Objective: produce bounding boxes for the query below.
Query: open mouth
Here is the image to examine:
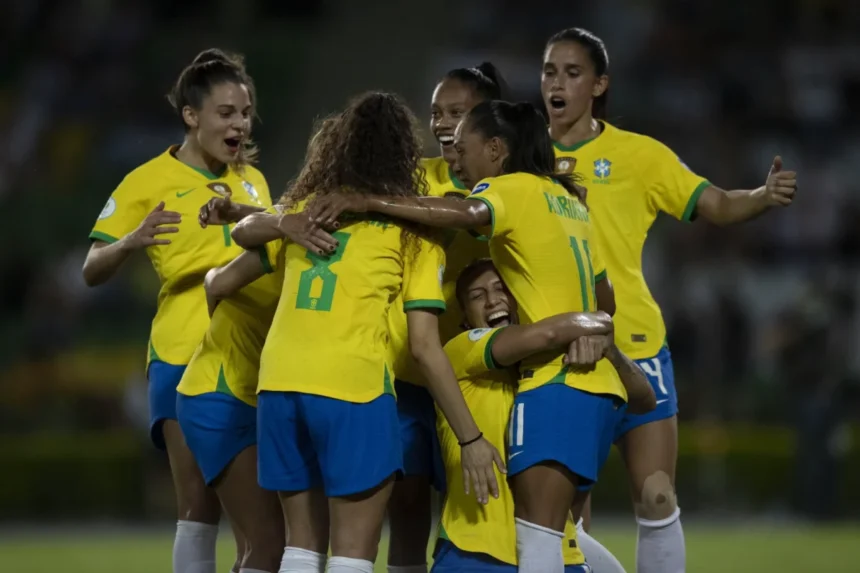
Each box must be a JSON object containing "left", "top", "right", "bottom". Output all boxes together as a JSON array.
[
  {"left": 486, "top": 310, "right": 511, "bottom": 328},
  {"left": 224, "top": 137, "right": 241, "bottom": 153},
  {"left": 437, "top": 133, "right": 455, "bottom": 147},
  {"left": 549, "top": 95, "right": 567, "bottom": 111}
]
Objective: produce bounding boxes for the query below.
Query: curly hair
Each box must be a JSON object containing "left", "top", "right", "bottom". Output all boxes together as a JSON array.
[{"left": 282, "top": 91, "right": 432, "bottom": 260}]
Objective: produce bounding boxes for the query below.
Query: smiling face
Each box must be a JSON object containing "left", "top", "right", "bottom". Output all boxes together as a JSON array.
[
  {"left": 182, "top": 81, "right": 252, "bottom": 165},
  {"left": 541, "top": 40, "right": 608, "bottom": 127},
  {"left": 430, "top": 77, "right": 485, "bottom": 165},
  {"left": 461, "top": 265, "right": 518, "bottom": 329}
]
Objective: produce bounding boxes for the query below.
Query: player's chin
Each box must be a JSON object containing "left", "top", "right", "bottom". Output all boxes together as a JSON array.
[{"left": 440, "top": 145, "right": 458, "bottom": 165}]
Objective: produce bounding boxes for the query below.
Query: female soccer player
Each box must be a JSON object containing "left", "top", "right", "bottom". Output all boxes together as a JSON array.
[
  {"left": 432, "top": 257, "right": 650, "bottom": 573},
  {"left": 230, "top": 92, "right": 504, "bottom": 573},
  {"left": 307, "top": 99, "right": 634, "bottom": 573},
  {"left": 82, "top": 49, "right": 275, "bottom": 573},
  {"left": 542, "top": 27, "right": 798, "bottom": 573},
  {"left": 386, "top": 62, "right": 508, "bottom": 573}
]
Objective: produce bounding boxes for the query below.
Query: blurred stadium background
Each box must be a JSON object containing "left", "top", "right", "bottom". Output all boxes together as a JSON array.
[{"left": 1, "top": 0, "right": 859, "bottom": 571}]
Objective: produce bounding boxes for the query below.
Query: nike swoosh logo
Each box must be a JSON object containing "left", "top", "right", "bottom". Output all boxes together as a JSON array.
[
  {"left": 176, "top": 188, "right": 195, "bottom": 198},
  {"left": 509, "top": 451, "right": 523, "bottom": 460},
  {"left": 655, "top": 399, "right": 668, "bottom": 405}
]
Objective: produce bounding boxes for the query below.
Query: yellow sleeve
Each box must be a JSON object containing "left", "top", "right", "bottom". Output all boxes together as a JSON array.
[
  {"left": 588, "top": 228, "right": 607, "bottom": 283},
  {"left": 466, "top": 176, "right": 524, "bottom": 238},
  {"left": 443, "top": 328, "right": 506, "bottom": 380},
  {"left": 643, "top": 139, "right": 711, "bottom": 222},
  {"left": 258, "top": 237, "right": 285, "bottom": 274},
  {"left": 402, "top": 236, "right": 447, "bottom": 313},
  {"left": 89, "top": 174, "right": 152, "bottom": 243}
]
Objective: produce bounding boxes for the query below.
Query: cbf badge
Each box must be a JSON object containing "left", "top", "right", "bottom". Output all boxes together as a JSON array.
[
  {"left": 555, "top": 157, "right": 576, "bottom": 174},
  {"left": 207, "top": 182, "right": 232, "bottom": 197},
  {"left": 242, "top": 181, "right": 259, "bottom": 202}
]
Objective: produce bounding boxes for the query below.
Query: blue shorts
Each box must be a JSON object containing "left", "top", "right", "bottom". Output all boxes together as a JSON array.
[
  {"left": 395, "top": 380, "right": 446, "bottom": 492},
  {"left": 257, "top": 391, "right": 403, "bottom": 497},
  {"left": 147, "top": 360, "right": 187, "bottom": 450},
  {"left": 508, "top": 384, "right": 626, "bottom": 490},
  {"left": 614, "top": 346, "right": 678, "bottom": 441},
  {"left": 431, "top": 540, "right": 590, "bottom": 572},
  {"left": 176, "top": 392, "right": 257, "bottom": 485}
]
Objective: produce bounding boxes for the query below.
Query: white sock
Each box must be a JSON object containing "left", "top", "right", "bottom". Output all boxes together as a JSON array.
[
  {"left": 636, "top": 507, "right": 685, "bottom": 573},
  {"left": 240, "top": 569, "right": 272, "bottom": 573},
  {"left": 279, "top": 547, "right": 327, "bottom": 573},
  {"left": 173, "top": 520, "right": 218, "bottom": 573},
  {"left": 387, "top": 566, "right": 428, "bottom": 573},
  {"left": 325, "top": 556, "right": 374, "bottom": 572},
  {"left": 575, "top": 518, "right": 626, "bottom": 573},
  {"left": 515, "top": 517, "right": 565, "bottom": 573}
]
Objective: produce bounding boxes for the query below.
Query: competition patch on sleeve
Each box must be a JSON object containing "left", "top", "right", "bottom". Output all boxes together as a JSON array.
[
  {"left": 470, "top": 182, "right": 490, "bottom": 195},
  {"left": 242, "top": 180, "right": 259, "bottom": 201},
  {"left": 98, "top": 197, "right": 117, "bottom": 220},
  {"left": 468, "top": 328, "right": 492, "bottom": 341},
  {"left": 676, "top": 155, "right": 691, "bottom": 171},
  {"left": 438, "top": 264, "right": 445, "bottom": 287}
]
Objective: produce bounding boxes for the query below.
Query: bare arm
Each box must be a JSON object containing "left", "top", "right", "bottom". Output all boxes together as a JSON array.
[
  {"left": 407, "top": 309, "right": 506, "bottom": 504},
  {"left": 604, "top": 345, "right": 656, "bottom": 415},
  {"left": 694, "top": 157, "right": 796, "bottom": 226},
  {"left": 204, "top": 249, "right": 267, "bottom": 315},
  {"left": 491, "top": 312, "right": 613, "bottom": 367},
  {"left": 198, "top": 196, "right": 266, "bottom": 227},
  {"left": 82, "top": 201, "right": 180, "bottom": 287},
  {"left": 308, "top": 194, "right": 491, "bottom": 231},
  {"left": 231, "top": 211, "right": 340, "bottom": 255},
  {"left": 595, "top": 276, "right": 615, "bottom": 316}
]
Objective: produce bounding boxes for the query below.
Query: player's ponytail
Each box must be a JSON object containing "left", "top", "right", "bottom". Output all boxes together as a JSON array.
[
  {"left": 546, "top": 28, "right": 609, "bottom": 120},
  {"left": 167, "top": 48, "right": 259, "bottom": 164},
  {"left": 444, "top": 61, "right": 510, "bottom": 102},
  {"left": 466, "top": 100, "right": 585, "bottom": 204}
]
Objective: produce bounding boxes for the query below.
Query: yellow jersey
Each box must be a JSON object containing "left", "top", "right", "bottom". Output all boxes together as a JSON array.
[
  {"left": 554, "top": 122, "right": 710, "bottom": 358},
  {"left": 468, "top": 172, "right": 626, "bottom": 400},
  {"left": 437, "top": 328, "right": 585, "bottom": 566},
  {"left": 89, "top": 147, "right": 271, "bottom": 366},
  {"left": 258, "top": 211, "right": 446, "bottom": 403},
  {"left": 177, "top": 221, "right": 285, "bottom": 406},
  {"left": 388, "top": 156, "right": 489, "bottom": 386}
]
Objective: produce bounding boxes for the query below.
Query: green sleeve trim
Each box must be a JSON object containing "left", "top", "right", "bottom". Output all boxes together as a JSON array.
[
  {"left": 258, "top": 246, "right": 274, "bottom": 274},
  {"left": 681, "top": 180, "right": 711, "bottom": 222},
  {"left": 484, "top": 328, "right": 506, "bottom": 370},
  {"left": 404, "top": 299, "right": 447, "bottom": 313},
  {"left": 468, "top": 196, "right": 495, "bottom": 239},
  {"left": 89, "top": 231, "right": 119, "bottom": 244},
  {"left": 448, "top": 165, "right": 467, "bottom": 190},
  {"left": 595, "top": 269, "right": 607, "bottom": 283}
]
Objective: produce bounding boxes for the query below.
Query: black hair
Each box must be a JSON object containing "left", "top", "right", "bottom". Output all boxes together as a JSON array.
[
  {"left": 444, "top": 61, "right": 510, "bottom": 102},
  {"left": 466, "top": 100, "right": 585, "bottom": 203},
  {"left": 168, "top": 48, "right": 258, "bottom": 163},
  {"left": 455, "top": 258, "right": 497, "bottom": 310},
  {"left": 545, "top": 28, "right": 609, "bottom": 120}
]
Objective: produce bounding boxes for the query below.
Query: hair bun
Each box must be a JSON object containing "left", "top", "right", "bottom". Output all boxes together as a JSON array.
[{"left": 192, "top": 48, "right": 229, "bottom": 65}]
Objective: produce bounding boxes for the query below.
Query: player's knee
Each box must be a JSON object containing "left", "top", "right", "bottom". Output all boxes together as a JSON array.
[{"left": 635, "top": 470, "right": 677, "bottom": 521}]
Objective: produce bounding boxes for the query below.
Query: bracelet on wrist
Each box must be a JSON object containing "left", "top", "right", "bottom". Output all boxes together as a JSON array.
[{"left": 459, "top": 432, "right": 483, "bottom": 447}]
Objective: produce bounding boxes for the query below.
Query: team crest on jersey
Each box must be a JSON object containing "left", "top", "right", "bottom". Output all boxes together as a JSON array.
[
  {"left": 468, "top": 328, "right": 492, "bottom": 341},
  {"left": 242, "top": 181, "right": 259, "bottom": 202},
  {"left": 98, "top": 197, "right": 117, "bottom": 220},
  {"left": 555, "top": 157, "right": 576, "bottom": 174},
  {"left": 207, "top": 182, "right": 232, "bottom": 197},
  {"left": 593, "top": 158, "right": 612, "bottom": 179},
  {"left": 471, "top": 182, "right": 490, "bottom": 195}
]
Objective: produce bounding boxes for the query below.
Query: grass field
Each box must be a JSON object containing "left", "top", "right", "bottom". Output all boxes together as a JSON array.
[{"left": 1, "top": 522, "right": 858, "bottom": 572}]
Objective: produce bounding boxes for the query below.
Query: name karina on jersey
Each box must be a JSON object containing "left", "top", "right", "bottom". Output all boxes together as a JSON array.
[{"left": 544, "top": 192, "right": 589, "bottom": 223}]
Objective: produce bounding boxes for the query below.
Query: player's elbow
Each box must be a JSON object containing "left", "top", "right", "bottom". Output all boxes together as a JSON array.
[
  {"left": 81, "top": 257, "right": 106, "bottom": 287},
  {"left": 230, "top": 224, "right": 254, "bottom": 249},
  {"left": 464, "top": 202, "right": 490, "bottom": 229}
]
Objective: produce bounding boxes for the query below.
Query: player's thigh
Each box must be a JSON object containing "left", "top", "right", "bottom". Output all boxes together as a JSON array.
[
  {"left": 278, "top": 488, "right": 329, "bottom": 554},
  {"left": 329, "top": 476, "right": 396, "bottom": 561},
  {"left": 162, "top": 419, "right": 220, "bottom": 523},
  {"left": 387, "top": 475, "right": 433, "bottom": 565},
  {"left": 511, "top": 462, "right": 578, "bottom": 532},
  {"left": 216, "top": 446, "right": 284, "bottom": 569}
]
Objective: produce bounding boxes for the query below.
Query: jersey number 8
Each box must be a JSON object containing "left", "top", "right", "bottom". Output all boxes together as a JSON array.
[{"left": 295, "top": 231, "right": 351, "bottom": 312}]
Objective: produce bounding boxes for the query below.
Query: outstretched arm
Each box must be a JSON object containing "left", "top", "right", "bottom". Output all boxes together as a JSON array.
[
  {"left": 231, "top": 211, "right": 339, "bottom": 254},
  {"left": 307, "top": 194, "right": 492, "bottom": 231},
  {"left": 694, "top": 156, "right": 796, "bottom": 226}
]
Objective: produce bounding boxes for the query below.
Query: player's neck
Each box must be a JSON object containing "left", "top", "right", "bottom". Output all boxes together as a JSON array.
[
  {"left": 175, "top": 140, "right": 226, "bottom": 178},
  {"left": 550, "top": 115, "right": 600, "bottom": 149}
]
